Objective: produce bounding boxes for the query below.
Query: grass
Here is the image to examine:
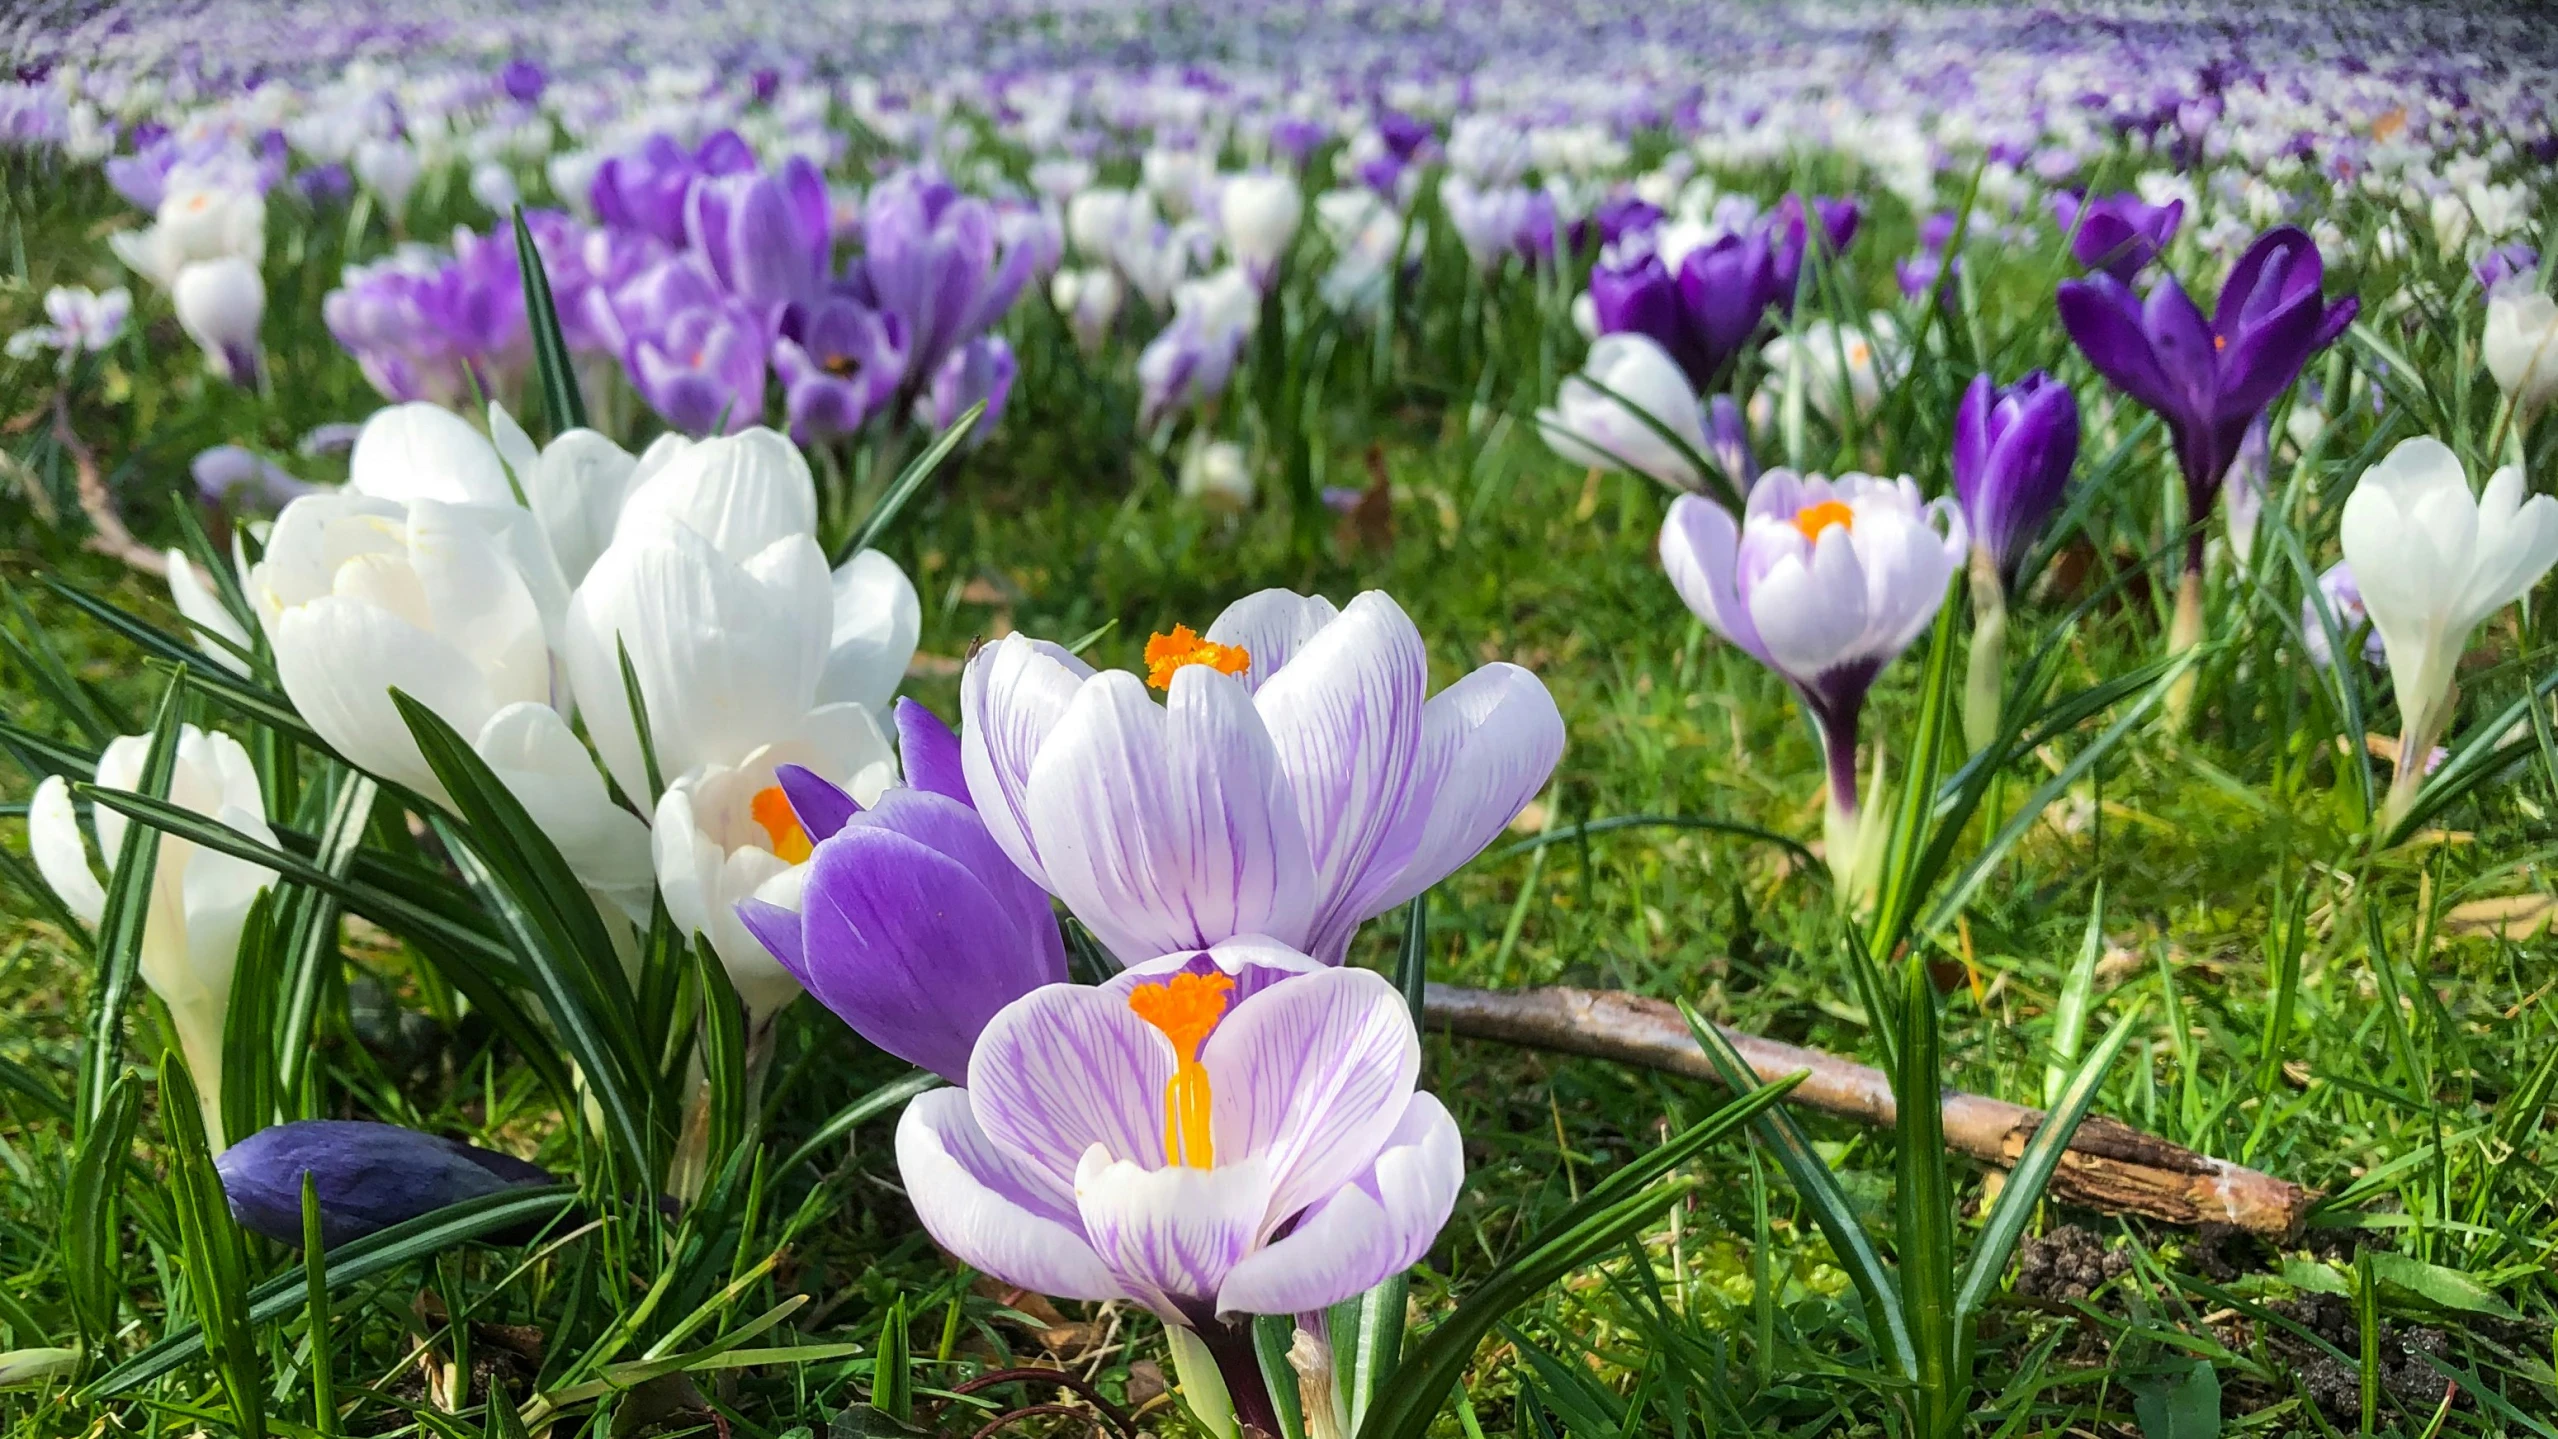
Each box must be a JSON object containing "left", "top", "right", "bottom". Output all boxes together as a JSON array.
[{"left": 4, "top": 138, "right": 2558, "bottom": 1438}]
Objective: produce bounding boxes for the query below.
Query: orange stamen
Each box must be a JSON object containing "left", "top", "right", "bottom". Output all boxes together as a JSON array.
[
  {"left": 1128, "top": 971, "right": 1235, "bottom": 1168},
  {"left": 749, "top": 784, "right": 813, "bottom": 864},
  {"left": 1143, "top": 624, "right": 1252, "bottom": 690},
  {"left": 1793, "top": 499, "right": 1855, "bottom": 544}
]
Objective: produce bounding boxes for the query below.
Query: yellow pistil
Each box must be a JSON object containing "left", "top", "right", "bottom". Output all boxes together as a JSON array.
[
  {"left": 749, "top": 784, "right": 814, "bottom": 864},
  {"left": 1143, "top": 624, "right": 1252, "bottom": 690},
  {"left": 1127, "top": 971, "right": 1236, "bottom": 1169},
  {"left": 1793, "top": 499, "right": 1855, "bottom": 544}
]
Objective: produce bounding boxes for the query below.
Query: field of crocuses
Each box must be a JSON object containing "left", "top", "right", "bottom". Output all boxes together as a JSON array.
[{"left": 4, "top": 0, "right": 2558, "bottom": 1434}]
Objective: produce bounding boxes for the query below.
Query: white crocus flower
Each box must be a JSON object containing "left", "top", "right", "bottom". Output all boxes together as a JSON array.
[
  {"left": 108, "top": 184, "right": 265, "bottom": 290},
  {"left": 2340, "top": 437, "right": 2558, "bottom": 824},
  {"left": 1761, "top": 315, "right": 1903, "bottom": 428},
  {"left": 1049, "top": 266, "right": 1124, "bottom": 354},
  {"left": 1537, "top": 333, "right": 1707, "bottom": 493},
  {"left": 165, "top": 549, "right": 253, "bottom": 676},
  {"left": 347, "top": 402, "right": 643, "bottom": 590},
  {"left": 562, "top": 428, "right": 918, "bottom": 1010},
  {"left": 353, "top": 137, "right": 423, "bottom": 218},
  {"left": 246, "top": 490, "right": 653, "bottom": 915},
  {"left": 27, "top": 726, "right": 276, "bottom": 1150},
  {"left": 1216, "top": 172, "right": 1303, "bottom": 286},
  {"left": 2484, "top": 287, "right": 2558, "bottom": 422},
  {"left": 171, "top": 256, "right": 265, "bottom": 387}
]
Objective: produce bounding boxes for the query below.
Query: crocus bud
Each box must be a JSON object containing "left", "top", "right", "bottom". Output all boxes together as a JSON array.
[
  {"left": 216, "top": 1120, "right": 553, "bottom": 1249},
  {"left": 736, "top": 720, "right": 1068, "bottom": 1085},
  {"left": 1536, "top": 332, "right": 1708, "bottom": 492},
  {"left": 2342, "top": 437, "right": 2558, "bottom": 824},
  {"left": 1218, "top": 172, "right": 1303, "bottom": 288},
  {"left": 1705, "top": 394, "right": 1758, "bottom": 490},
  {"left": 1179, "top": 439, "right": 1255, "bottom": 514},
  {"left": 2484, "top": 284, "right": 2558, "bottom": 421},
  {"left": 1951, "top": 370, "right": 2079, "bottom": 591},
  {"left": 2052, "top": 191, "right": 2182, "bottom": 283},
  {"left": 172, "top": 256, "right": 265, "bottom": 387},
  {"left": 1049, "top": 266, "right": 1123, "bottom": 354}
]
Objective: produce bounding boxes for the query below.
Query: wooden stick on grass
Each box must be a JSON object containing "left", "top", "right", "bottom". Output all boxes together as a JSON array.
[{"left": 1424, "top": 982, "right": 2315, "bottom": 1238}]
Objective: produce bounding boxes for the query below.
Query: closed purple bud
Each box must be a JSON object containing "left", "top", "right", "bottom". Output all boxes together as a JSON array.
[
  {"left": 1952, "top": 371, "right": 2079, "bottom": 588},
  {"left": 916, "top": 335, "right": 1015, "bottom": 444},
  {"left": 498, "top": 59, "right": 547, "bottom": 105},
  {"left": 215, "top": 1121, "right": 553, "bottom": 1250},
  {"left": 1705, "top": 394, "right": 1757, "bottom": 489},
  {"left": 1268, "top": 116, "right": 1325, "bottom": 168},
  {"left": 686, "top": 157, "right": 830, "bottom": 310},
  {"left": 2053, "top": 191, "right": 2182, "bottom": 284}
]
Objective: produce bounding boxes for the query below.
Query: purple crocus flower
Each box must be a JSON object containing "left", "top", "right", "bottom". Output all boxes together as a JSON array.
[
  {"left": 192, "top": 444, "right": 314, "bottom": 510},
  {"left": 848, "top": 168, "right": 1035, "bottom": 404},
  {"left": 1952, "top": 371, "right": 2080, "bottom": 589},
  {"left": 497, "top": 59, "right": 547, "bottom": 105},
  {"left": 736, "top": 703, "right": 1066, "bottom": 1085},
  {"left": 600, "top": 257, "right": 769, "bottom": 434},
  {"left": 2052, "top": 191, "right": 2183, "bottom": 283},
  {"left": 959, "top": 588, "right": 1564, "bottom": 965},
  {"left": 1267, "top": 116, "right": 1325, "bottom": 167},
  {"left": 294, "top": 164, "right": 352, "bottom": 208},
  {"left": 686, "top": 156, "right": 830, "bottom": 310},
  {"left": 1658, "top": 475, "right": 1966, "bottom": 856},
  {"left": 322, "top": 224, "right": 529, "bottom": 407},
  {"left": 2476, "top": 242, "right": 2538, "bottom": 293},
  {"left": 1895, "top": 212, "right": 1961, "bottom": 302},
  {"left": 590, "top": 130, "right": 758, "bottom": 249},
  {"left": 774, "top": 293, "right": 906, "bottom": 443},
  {"left": 1590, "top": 228, "right": 1780, "bottom": 390},
  {"left": 895, "top": 936, "right": 1461, "bottom": 1435},
  {"left": 1764, "top": 194, "right": 1860, "bottom": 311},
  {"left": 2058, "top": 224, "right": 2357, "bottom": 577},
  {"left": 2303, "top": 561, "right": 2386, "bottom": 669},
  {"left": 916, "top": 335, "right": 1016, "bottom": 443},
  {"left": 216, "top": 1120, "right": 553, "bottom": 1250},
  {"left": 1377, "top": 110, "right": 1434, "bottom": 161}
]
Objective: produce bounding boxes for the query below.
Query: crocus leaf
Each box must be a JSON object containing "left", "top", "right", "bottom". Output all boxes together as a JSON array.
[
  {"left": 77, "top": 673, "right": 184, "bottom": 1132},
  {"left": 62, "top": 1074, "right": 138, "bottom": 1347},
  {"left": 1957, "top": 997, "right": 2143, "bottom": 1321},
  {"left": 834, "top": 400, "right": 983, "bottom": 565},
  {"left": 158, "top": 1055, "right": 268, "bottom": 1438},
  {"left": 512, "top": 203, "right": 587, "bottom": 433}
]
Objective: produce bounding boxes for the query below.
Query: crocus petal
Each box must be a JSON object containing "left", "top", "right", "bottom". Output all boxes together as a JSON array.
[
  {"left": 27, "top": 775, "right": 107, "bottom": 926},
  {"left": 1025, "top": 668, "right": 1317, "bottom": 961},
  {"left": 1376, "top": 663, "right": 1566, "bottom": 912},
  {"left": 897, "top": 1089, "right": 1122, "bottom": 1301},
  {"left": 1251, "top": 593, "right": 1433, "bottom": 959},
  {"left": 1205, "top": 589, "right": 1343, "bottom": 693},
  {"left": 959, "top": 634, "right": 1096, "bottom": 889},
  {"left": 968, "top": 980, "right": 1174, "bottom": 1189},
  {"left": 1075, "top": 1149, "right": 1274, "bottom": 1318},
  {"left": 820, "top": 549, "right": 921, "bottom": 714},
  {"left": 1747, "top": 529, "right": 1872, "bottom": 680},
  {"left": 894, "top": 698, "right": 969, "bottom": 803},
  {"left": 1659, "top": 493, "right": 1770, "bottom": 663},
  {"left": 1216, "top": 1092, "right": 1463, "bottom": 1316},
  {"left": 1200, "top": 964, "right": 1417, "bottom": 1228},
  {"left": 345, "top": 403, "right": 515, "bottom": 507},
  {"left": 2056, "top": 276, "right": 2177, "bottom": 417},
  {"left": 473, "top": 702, "right": 655, "bottom": 919},
  {"left": 776, "top": 762, "right": 860, "bottom": 842}
]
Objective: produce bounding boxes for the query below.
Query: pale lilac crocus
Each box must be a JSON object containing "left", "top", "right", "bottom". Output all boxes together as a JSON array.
[
  {"left": 960, "top": 589, "right": 1564, "bottom": 965},
  {"left": 897, "top": 936, "right": 1461, "bottom": 1439},
  {"left": 686, "top": 156, "right": 831, "bottom": 311},
  {"left": 1659, "top": 476, "right": 1966, "bottom": 895}
]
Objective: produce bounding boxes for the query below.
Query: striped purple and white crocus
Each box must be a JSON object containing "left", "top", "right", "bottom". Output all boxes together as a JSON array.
[
  {"left": 896, "top": 936, "right": 1461, "bottom": 1439},
  {"left": 1659, "top": 473, "right": 1965, "bottom": 897},
  {"left": 959, "top": 589, "right": 1564, "bottom": 965}
]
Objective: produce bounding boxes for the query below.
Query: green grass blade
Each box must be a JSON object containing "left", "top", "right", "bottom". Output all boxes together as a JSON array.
[
  {"left": 511, "top": 203, "right": 586, "bottom": 433},
  {"left": 77, "top": 673, "right": 185, "bottom": 1131},
  {"left": 776, "top": 1069, "right": 941, "bottom": 1177},
  {"left": 302, "top": 1174, "right": 338, "bottom": 1436},
  {"left": 1891, "top": 960, "right": 1956, "bottom": 1436},
  {"left": 274, "top": 771, "right": 377, "bottom": 1107},
  {"left": 832, "top": 400, "right": 983, "bottom": 565},
  {"left": 61, "top": 1074, "right": 138, "bottom": 1348},
  {"left": 158, "top": 1055, "right": 267, "bottom": 1438}
]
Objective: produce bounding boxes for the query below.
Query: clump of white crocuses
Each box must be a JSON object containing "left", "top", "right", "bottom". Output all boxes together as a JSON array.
[
  {"left": 29, "top": 726, "right": 276, "bottom": 1151},
  {"left": 2340, "top": 437, "right": 2558, "bottom": 827},
  {"left": 2484, "top": 278, "right": 2558, "bottom": 425}
]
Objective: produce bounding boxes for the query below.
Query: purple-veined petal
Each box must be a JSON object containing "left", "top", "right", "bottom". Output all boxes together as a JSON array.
[
  {"left": 1204, "top": 589, "right": 1343, "bottom": 692},
  {"left": 1216, "top": 1092, "right": 1464, "bottom": 1316},
  {"left": 1659, "top": 494, "right": 1771, "bottom": 664},
  {"left": 1747, "top": 528, "right": 1873, "bottom": 680},
  {"left": 1375, "top": 664, "right": 1564, "bottom": 913},
  {"left": 1200, "top": 965, "right": 1417, "bottom": 1232},
  {"left": 958, "top": 634, "right": 1095, "bottom": 889},
  {"left": 968, "top": 980, "right": 1174, "bottom": 1189},
  {"left": 898, "top": 1089, "right": 1122, "bottom": 1301},
  {"left": 1074, "top": 1150, "right": 1275, "bottom": 1320}
]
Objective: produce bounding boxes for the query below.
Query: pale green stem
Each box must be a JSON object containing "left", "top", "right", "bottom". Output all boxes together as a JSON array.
[
  {"left": 2165, "top": 563, "right": 2206, "bottom": 731},
  {"left": 1963, "top": 549, "right": 2008, "bottom": 756}
]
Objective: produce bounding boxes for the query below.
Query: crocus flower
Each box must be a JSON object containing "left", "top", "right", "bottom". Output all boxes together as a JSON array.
[
  {"left": 1536, "top": 332, "right": 1710, "bottom": 493},
  {"left": 564, "top": 427, "right": 920, "bottom": 810},
  {"left": 1705, "top": 395, "right": 1759, "bottom": 490},
  {"left": 2474, "top": 243, "right": 2537, "bottom": 294},
  {"left": 774, "top": 293, "right": 907, "bottom": 443},
  {"left": 1952, "top": 371, "right": 2080, "bottom": 591},
  {"left": 1049, "top": 266, "right": 1123, "bottom": 353},
  {"left": 190, "top": 444, "right": 312, "bottom": 511},
  {"left": 2484, "top": 283, "right": 2558, "bottom": 421},
  {"left": 1136, "top": 267, "right": 1259, "bottom": 427},
  {"left": 172, "top": 255, "right": 264, "bottom": 387},
  {"left": 916, "top": 335, "right": 1016, "bottom": 444},
  {"left": 2058, "top": 224, "right": 2357, "bottom": 624},
  {"left": 109, "top": 184, "right": 264, "bottom": 291},
  {"left": 2051, "top": 191, "right": 2182, "bottom": 283},
  {"left": 1659, "top": 475, "right": 1965, "bottom": 895},
  {"left": 3, "top": 284, "right": 129, "bottom": 366},
  {"left": 352, "top": 139, "right": 422, "bottom": 220},
  {"left": 737, "top": 702, "right": 1066, "bottom": 1083},
  {"left": 1179, "top": 439, "right": 1255, "bottom": 514},
  {"left": 1217, "top": 172, "right": 1302, "bottom": 288},
  {"left": 216, "top": 1120, "right": 552, "bottom": 1249},
  {"left": 1762, "top": 194, "right": 1860, "bottom": 308},
  {"left": 851, "top": 168, "right": 1034, "bottom": 401},
  {"left": 1895, "top": 212, "right": 1960, "bottom": 301},
  {"left": 1588, "top": 228, "right": 1777, "bottom": 390},
  {"left": 166, "top": 549, "right": 253, "bottom": 676},
  {"left": 605, "top": 258, "right": 771, "bottom": 434},
  {"left": 29, "top": 726, "right": 275, "bottom": 1149},
  {"left": 896, "top": 937, "right": 1461, "bottom": 1437},
  {"left": 1761, "top": 314, "right": 1902, "bottom": 428},
  {"left": 686, "top": 156, "right": 831, "bottom": 311},
  {"left": 591, "top": 131, "right": 758, "bottom": 249},
  {"left": 960, "top": 588, "right": 1563, "bottom": 965},
  {"left": 324, "top": 226, "right": 530, "bottom": 408},
  {"left": 2339, "top": 437, "right": 2558, "bottom": 824},
  {"left": 1311, "top": 187, "right": 1420, "bottom": 321}
]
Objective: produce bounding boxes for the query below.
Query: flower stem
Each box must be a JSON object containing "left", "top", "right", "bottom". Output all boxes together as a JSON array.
[
  {"left": 1195, "top": 1318, "right": 1285, "bottom": 1439},
  {"left": 1962, "top": 550, "right": 2008, "bottom": 755},
  {"left": 2165, "top": 557, "right": 2206, "bottom": 730}
]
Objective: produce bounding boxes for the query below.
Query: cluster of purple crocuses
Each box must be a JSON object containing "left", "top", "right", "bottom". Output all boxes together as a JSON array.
[
  {"left": 325, "top": 132, "right": 1048, "bottom": 444},
  {"left": 1588, "top": 193, "right": 1861, "bottom": 389}
]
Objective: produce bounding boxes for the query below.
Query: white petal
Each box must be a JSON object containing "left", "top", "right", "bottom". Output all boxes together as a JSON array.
[
  {"left": 28, "top": 775, "right": 106, "bottom": 926},
  {"left": 1377, "top": 664, "right": 1565, "bottom": 913},
  {"left": 958, "top": 634, "right": 1096, "bottom": 890},
  {"left": 819, "top": 549, "right": 920, "bottom": 714},
  {"left": 1205, "top": 589, "right": 1341, "bottom": 692},
  {"left": 346, "top": 403, "right": 514, "bottom": 507},
  {"left": 475, "top": 703, "right": 654, "bottom": 920},
  {"left": 1216, "top": 1092, "right": 1464, "bottom": 1317},
  {"left": 897, "top": 1090, "right": 1124, "bottom": 1303},
  {"left": 612, "top": 427, "right": 817, "bottom": 564}
]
